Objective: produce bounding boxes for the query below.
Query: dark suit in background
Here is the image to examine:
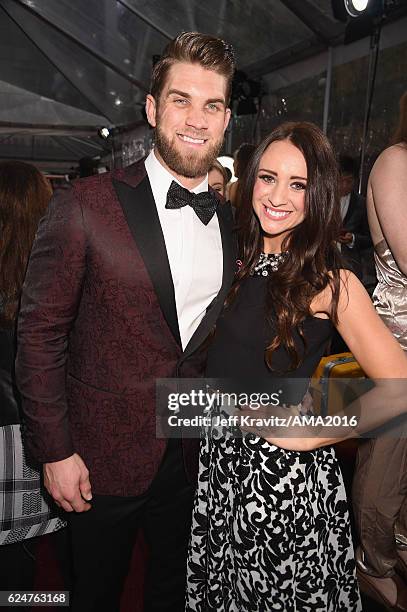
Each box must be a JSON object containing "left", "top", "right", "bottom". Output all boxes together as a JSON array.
[
  {"left": 331, "top": 191, "right": 374, "bottom": 354},
  {"left": 341, "top": 191, "right": 372, "bottom": 280}
]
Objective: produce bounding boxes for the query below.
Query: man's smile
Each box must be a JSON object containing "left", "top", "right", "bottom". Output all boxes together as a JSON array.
[{"left": 177, "top": 133, "right": 207, "bottom": 145}]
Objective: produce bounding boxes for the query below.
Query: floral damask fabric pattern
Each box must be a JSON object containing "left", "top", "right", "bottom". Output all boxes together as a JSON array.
[
  {"left": 17, "top": 164, "right": 180, "bottom": 496},
  {"left": 186, "top": 425, "right": 361, "bottom": 611}
]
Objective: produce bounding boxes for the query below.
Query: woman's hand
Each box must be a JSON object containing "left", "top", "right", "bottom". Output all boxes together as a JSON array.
[{"left": 235, "top": 404, "right": 327, "bottom": 451}]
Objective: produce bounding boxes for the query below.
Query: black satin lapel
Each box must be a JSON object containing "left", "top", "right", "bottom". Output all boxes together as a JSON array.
[
  {"left": 218, "top": 202, "right": 237, "bottom": 299},
  {"left": 344, "top": 192, "right": 357, "bottom": 226},
  {"left": 181, "top": 202, "right": 237, "bottom": 361},
  {"left": 112, "top": 176, "right": 181, "bottom": 347}
]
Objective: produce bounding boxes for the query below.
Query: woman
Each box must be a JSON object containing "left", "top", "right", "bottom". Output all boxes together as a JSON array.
[
  {"left": 352, "top": 91, "right": 407, "bottom": 608},
  {"left": 185, "top": 122, "right": 407, "bottom": 611},
  {"left": 0, "top": 161, "right": 66, "bottom": 590},
  {"left": 208, "top": 160, "right": 229, "bottom": 197}
]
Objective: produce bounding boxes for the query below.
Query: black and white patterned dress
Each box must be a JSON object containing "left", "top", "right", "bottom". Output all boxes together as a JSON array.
[{"left": 186, "top": 255, "right": 361, "bottom": 612}]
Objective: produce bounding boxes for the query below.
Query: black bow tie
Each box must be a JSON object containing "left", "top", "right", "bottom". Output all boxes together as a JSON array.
[{"left": 165, "top": 181, "right": 218, "bottom": 225}]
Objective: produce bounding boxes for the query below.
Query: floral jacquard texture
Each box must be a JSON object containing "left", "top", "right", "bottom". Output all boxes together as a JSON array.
[
  {"left": 186, "top": 429, "right": 361, "bottom": 611},
  {"left": 17, "top": 162, "right": 200, "bottom": 496}
]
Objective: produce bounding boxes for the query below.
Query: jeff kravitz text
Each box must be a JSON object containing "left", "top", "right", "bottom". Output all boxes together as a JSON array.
[{"left": 167, "top": 413, "right": 358, "bottom": 428}]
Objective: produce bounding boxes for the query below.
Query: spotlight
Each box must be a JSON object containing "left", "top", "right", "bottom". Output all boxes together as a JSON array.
[
  {"left": 98, "top": 127, "right": 110, "bottom": 140},
  {"left": 333, "top": 0, "right": 402, "bottom": 22},
  {"left": 345, "top": 0, "right": 370, "bottom": 17},
  {"left": 331, "top": 0, "right": 382, "bottom": 21}
]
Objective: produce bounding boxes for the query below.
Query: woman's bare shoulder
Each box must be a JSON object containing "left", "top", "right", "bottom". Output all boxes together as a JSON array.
[
  {"left": 371, "top": 143, "right": 407, "bottom": 177},
  {"left": 311, "top": 269, "right": 353, "bottom": 317}
]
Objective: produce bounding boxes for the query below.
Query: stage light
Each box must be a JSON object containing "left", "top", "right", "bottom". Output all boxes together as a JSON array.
[
  {"left": 331, "top": 0, "right": 377, "bottom": 21},
  {"left": 345, "top": 0, "right": 370, "bottom": 17},
  {"left": 98, "top": 127, "right": 110, "bottom": 140},
  {"left": 333, "top": 0, "right": 404, "bottom": 23}
]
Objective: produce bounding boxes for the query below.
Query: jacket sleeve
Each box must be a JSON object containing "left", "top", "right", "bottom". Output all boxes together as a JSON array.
[
  {"left": 16, "top": 184, "right": 87, "bottom": 463},
  {"left": 347, "top": 194, "right": 373, "bottom": 251}
]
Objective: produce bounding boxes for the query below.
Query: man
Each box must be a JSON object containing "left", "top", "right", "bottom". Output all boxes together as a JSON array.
[
  {"left": 331, "top": 154, "right": 374, "bottom": 353},
  {"left": 16, "top": 32, "right": 236, "bottom": 611},
  {"left": 337, "top": 154, "right": 372, "bottom": 280}
]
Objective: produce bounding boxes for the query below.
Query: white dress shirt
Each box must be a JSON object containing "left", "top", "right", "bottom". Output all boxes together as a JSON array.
[
  {"left": 145, "top": 149, "right": 223, "bottom": 350},
  {"left": 340, "top": 193, "right": 351, "bottom": 221},
  {"left": 339, "top": 193, "right": 355, "bottom": 249}
]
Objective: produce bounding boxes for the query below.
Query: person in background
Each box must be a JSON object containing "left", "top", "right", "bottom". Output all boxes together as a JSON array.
[
  {"left": 228, "top": 142, "right": 256, "bottom": 206},
  {"left": 208, "top": 159, "right": 228, "bottom": 197},
  {"left": 224, "top": 165, "right": 233, "bottom": 200},
  {"left": 337, "top": 154, "right": 372, "bottom": 280},
  {"left": 331, "top": 154, "right": 373, "bottom": 353},
  {"left": 353, "top": 90, "right": 407, "bottom": 612},
  {"left": 0, "top": 161, "right": 67, "bottom": 593}
]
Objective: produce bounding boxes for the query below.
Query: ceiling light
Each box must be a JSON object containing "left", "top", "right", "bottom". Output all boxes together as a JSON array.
[
  {"left": 345, "top": 0, "right": 370, "bottom": 17},
  {"left": 331, "top": 0, "right": 378, "bottom": 21},
  {"left": 98, "top": 127, "right": 110, "bottom": 140}
]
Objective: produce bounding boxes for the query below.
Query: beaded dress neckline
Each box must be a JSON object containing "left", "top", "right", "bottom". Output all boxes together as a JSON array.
[{"left": 251, "top": 252, "right": 287, "bottom": 276}]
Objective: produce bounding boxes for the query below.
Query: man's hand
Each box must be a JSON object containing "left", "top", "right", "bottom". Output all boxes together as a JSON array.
[
  {"left": 43, "top": 453, "right": 92, "bottom": 513},
  {"left": 338, "top": 231, "right": 354, "bottom": 245}
]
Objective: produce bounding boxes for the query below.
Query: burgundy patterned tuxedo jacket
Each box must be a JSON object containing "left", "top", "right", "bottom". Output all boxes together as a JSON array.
[{"left": 16, "top": 160, "right": 236, "bottom": 496}]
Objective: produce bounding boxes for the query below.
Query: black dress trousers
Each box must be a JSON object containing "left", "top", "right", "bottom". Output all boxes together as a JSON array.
[{"left": 68, "top": 440, "right": 195, "bottom": 612}]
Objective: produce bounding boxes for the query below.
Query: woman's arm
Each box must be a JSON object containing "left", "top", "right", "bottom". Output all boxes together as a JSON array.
[{"left": 249, "top": 271, "right": 407, "bottom": 450}]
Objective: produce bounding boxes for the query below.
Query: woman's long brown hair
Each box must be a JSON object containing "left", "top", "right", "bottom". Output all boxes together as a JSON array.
[
  {"left": 232, "top": 121, "right": 343, "bottom": 371},
  {"left": 0, "top": 161, "right": 52, "bottom": 326}
]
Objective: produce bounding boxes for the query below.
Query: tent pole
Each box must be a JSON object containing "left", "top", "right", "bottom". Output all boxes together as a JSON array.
[
  {"left": 117, "top": 0, "right": 173, "bottom": 40},
  {"left": 358, "top": 23, "right": 382, "bottom": 195}
]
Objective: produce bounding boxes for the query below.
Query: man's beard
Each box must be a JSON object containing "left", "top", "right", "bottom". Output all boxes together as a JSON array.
[{"left": 154, "top": 124, "right": 223, "bottom": 179}]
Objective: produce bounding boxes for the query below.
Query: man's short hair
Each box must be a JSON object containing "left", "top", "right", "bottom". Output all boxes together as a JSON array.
[
  {"left": 339, "top": 154, "right": 359, "bottom": 179},
  {"left": 150, "top": 31, "right": 235, "bottom": 106}
]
